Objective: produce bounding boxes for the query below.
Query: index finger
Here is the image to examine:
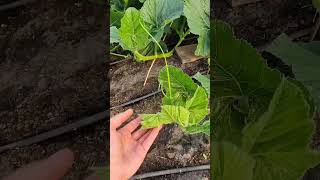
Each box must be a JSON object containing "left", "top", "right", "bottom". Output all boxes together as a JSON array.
[{"left": 110, "top": 109, "right": 133, "bottom": 130}]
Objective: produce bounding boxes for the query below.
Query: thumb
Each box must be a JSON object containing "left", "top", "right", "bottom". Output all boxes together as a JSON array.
[{"left": 4, "top": 148, "right": 74, "bottom": 180}]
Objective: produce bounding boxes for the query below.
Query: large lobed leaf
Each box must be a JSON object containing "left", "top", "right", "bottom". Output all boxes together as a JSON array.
[
  {"left": 266, "top": 34, "right": 320, "bottom": 109},
  {"left": 211, "top": 20, "right": 320, "bottom": 180},
  {"left": 184, "top": 0, "right": 210, "bottom": 57},
  {"left": 141, "top": 66, "right": 209, "bottom": 135},
  {"left": 211, "top": 20, "right": 282, "bottom": 143},
  {"left": 119, "top": 7, "right": 150, "bottom": 51},
  {"left": 140, "top": 0, "right": 184, "bottom": 29},
  {"left": 243, "top": 78, "right": 319, "bottom": 180}
]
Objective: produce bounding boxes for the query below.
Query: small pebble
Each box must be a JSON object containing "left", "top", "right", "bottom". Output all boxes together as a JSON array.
[{"left": 166, "top": 152, "right": 176, "bottom": 159}]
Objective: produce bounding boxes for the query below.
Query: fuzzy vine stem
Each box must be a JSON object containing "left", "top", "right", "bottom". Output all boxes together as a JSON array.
[
  {"left": 139, "top": 19, "right": 172, "bottom": 98},
  {"left": 110, "top": 52, "right": 128, "bottom": 58}
]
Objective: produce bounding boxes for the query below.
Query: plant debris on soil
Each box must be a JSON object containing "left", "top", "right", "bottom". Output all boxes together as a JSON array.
[{"left": 0, "top": 0, "right": 107, "bottom": 179}]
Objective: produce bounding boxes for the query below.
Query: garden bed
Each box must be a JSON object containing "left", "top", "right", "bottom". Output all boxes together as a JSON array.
[
  {"left": 0, "top": 0, "right": 107, "bottom": 179},
  {"left": 110, "top": 56, "right": 210, "bottom": 179}
]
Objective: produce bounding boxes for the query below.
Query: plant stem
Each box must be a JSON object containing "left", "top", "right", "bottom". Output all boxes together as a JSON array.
[
  {"left": 162, "top": 21, "right": 173, "bottom": 41},
  {"left": 110, "top": 52, "right": 127, "bottom": 58},
  {"left": 175, "top": 29, "right": 191, "bottom": 48},
  {"left": 110, "top": 44, "right": 120, "bottom": 53},
  {"left": 144, "top": 44, "right": 157, "bottom": 86},
  {"left": 124, "top": 0, "right": 129, "bottom": 8},
  {"left": 139, "top": 20, "right": 172, "bottom": 97},
  {"left": 310, "top": 14, "right": 320, "bottom": 41},
  {"left": 179, "top": 18, "right": 187, "bottom": 37},
  {"left": 134, "top": 50, "right": 173, "bottom": 61},
  {"left": 143, "top": 59, "right": 156, "bottom": 86}
]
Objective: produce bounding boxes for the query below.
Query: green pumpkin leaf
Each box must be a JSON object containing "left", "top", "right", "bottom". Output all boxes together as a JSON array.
[
  {"left": 212, "top": 20, "right": 320, "bottom": 180},
  {"left": 110, "top": 10, "right": 124, "bottom": 27},
  {"left": 184, "top": 0, "right": 210, "bottom": 57},
  {"left": 110, "top": 26, "right": 120, "bottom": 44},
  {"left": 242, "top": 79, "right": 319, "bottom": 180},
  {"left": 193, "top": 72, "right": 210, "bottom": 96},
  {"left": 212, "top": 142, "right": 255, "bottom": 180},
  {"left": 110, "top": 0, "right": 126, "bottom": 11},
  {"left": 141, "top": 66, "right": 209, "bottom": 134},
  {"left": 186, "top": 86, "right": 209, "bottom": 125},
  {"left": 266, "top": 34, "right": 320, "bottom": 108},
  {"left": 141, "top": 105, "right": 190, "bottom": 128},
  {"left": 313, "top": 0, "right": 320, "bottom": 12},
  {"left": 299, "top": 41, "right": 320, "bottom": 56},
  {"left": 158, "top": 65, "right": 198, "bottom": 97},
  {"left": 119, "top": 7, "right": 150, "bottom": 51},
  {"left": 140, "top": 114, "right": 164, "bottom": 128},
  {"left": 140, "top": 0, "right": 184, "bottom": 29},
  {"left": 184, "top": 120, "right": 210, "bottom": 135},
  {"left": 160, "top": 105, "right": 190, "bottom": 127},
  {"left": 212, "top": 20, "right": 282, "bottom": 122}
]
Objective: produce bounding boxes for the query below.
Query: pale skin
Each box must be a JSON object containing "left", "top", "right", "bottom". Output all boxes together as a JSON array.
[
  {"left": 3, "top": 109, "right": 161, "bottom": 180},
  {"left": 110, "top": 109, "right": 162, "bottom": 180},
  {"left": 3, "top": 149, "right": 99, "bottom": 180}
]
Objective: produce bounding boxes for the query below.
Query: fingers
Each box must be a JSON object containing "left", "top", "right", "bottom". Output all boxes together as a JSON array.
[
  {"left": 132, "top": 128, "right": 148, "bottom": 141},
  {"left": 110, "top": 109, "right": 133, "bottom": 130},
  {"left": 138, "top": 126, "right": 162, "bottom": 151},
  {"left": 118, "top": 117, "right": 141, "bottom": 135},
  {"left": 4, "top": 148, "right": 74, "bottom": 180}
]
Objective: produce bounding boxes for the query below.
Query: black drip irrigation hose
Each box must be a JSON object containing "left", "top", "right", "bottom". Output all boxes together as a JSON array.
[
  {"left": 111, "top": 90, "right": 161, "bottom": 110},
  {"left": 0, "top": 0, "right": 36, "bottom": 11},
  {"left": 130, "top": 165, "right": 210, "bottom": 179},
  {"left": 0, "top": 90, "right": 160, "bottom": 153},
  {"left": 0, "top": 111, "right": 109, "bottom": 153}
]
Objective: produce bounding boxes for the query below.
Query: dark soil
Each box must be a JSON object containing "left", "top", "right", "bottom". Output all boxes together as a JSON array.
[
  {"left": 110, "top": 56, "right": 210, "bottom": 179},
  {"left": 0, "top": 1, "right": 107, "bottom": 179},
  {"left": 215, "top": 0, "right": 315, "bottom": 46}
]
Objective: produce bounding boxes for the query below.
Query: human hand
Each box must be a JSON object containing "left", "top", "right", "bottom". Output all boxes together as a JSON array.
[
  {"left": 110, "top": 109, "right": 162, "bottom": 180},
  {"left": 3, "top": 149, "right": 99, "bottom": 180}
]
